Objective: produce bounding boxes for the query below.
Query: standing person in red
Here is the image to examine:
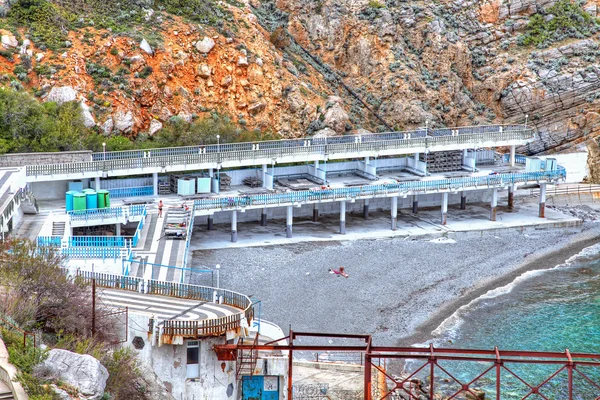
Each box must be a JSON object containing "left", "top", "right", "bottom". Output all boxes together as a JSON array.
[{"left": 158, "top": 200, "right": 163, "bottom": 218}]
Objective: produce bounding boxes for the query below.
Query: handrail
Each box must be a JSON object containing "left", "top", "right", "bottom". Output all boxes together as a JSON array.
[
  {"left": 179, "top": 207, "right": 195, "bottom": 283},
  {"left": 193, "top": 167, "right": 566, "bottom": 211},
  {"left": 89, "top": 124, "right": 529, "bottom": 161},
  {"left": 0, "top": 314, "right": 36, "bottom": 348},
  {"left": 26, "top": 127, "right": 534, "bottom": 177},
  {"left": 68, "top": 205, "right": 147, "bottom": 223}
]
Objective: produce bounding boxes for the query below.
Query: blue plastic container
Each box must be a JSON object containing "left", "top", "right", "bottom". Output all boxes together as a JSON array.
[
  {"left": 85, "top": 190, "right": 98, "bottom": 210},
  {"left": 65, "top": 191, "right": 77, "bottom": 212}
]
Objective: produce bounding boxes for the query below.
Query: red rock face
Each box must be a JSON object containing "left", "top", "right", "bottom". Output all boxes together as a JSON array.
[{"left": 4, "top": 0, "right": 600, "bottom": 154}]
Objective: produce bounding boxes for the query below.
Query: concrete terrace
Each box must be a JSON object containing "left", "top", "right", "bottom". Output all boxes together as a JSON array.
[{"left": 189, "top": 195, "right": 581, "bottom": 251}]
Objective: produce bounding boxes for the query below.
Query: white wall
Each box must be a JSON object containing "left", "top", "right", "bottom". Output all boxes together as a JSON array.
[
  {"left": 125, "top": 313, "right": 241, "bottom": 400},
  {"left": 538, "top": 152, "right": 588, "bottom": 183},
  {"left": 31, "top": 180, "right": 68, "bottom": 200}
]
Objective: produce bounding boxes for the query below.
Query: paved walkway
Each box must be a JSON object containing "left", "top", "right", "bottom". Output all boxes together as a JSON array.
[
  {"left": 189, "top": 199, "right": 581, "bottom": 251},
  {"left": 98, "top": 288, "right": 241, "bottom": 321},
  {"left": 131, "top": 211, "right": 187, "bottom": 282}
]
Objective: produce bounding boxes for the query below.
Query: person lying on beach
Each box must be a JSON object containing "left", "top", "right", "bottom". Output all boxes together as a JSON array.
[{"left": 329, "top": 267, "right": 348, "bottom": 278}]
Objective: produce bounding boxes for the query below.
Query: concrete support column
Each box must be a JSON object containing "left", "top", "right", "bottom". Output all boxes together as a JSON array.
[
  {"left": 412, "top": 195, "right": 418, "bottom": 214},
  {"left": 364, "top": 156, "right": 370, "bottom": 165},
  {"left": 262, "top": 164, "right": 267, "bottom": 188},
  {"left": 95, "top": 176, "right": 101, "bottom": 191},
  {"left": 207, "top": 216, "right": 214, "bottom": 230},
  {"left": 508, "top": 185, "right": 514, "bottom": 210},
  {"left": 510, "top": 145, "right": 516, "bottom": 167},
  {"left": 231, "top": 210, "right": 237, "bottom": 242},
  {"left": 490, "top": 188, "right": 498, "bottom": 221},
  {"left": 539, "top": 183, "right": 546, "bottom": 218},
  {"left": 441, "top": 193, "right": 448, "bottom": 225},
  {"left": 460, "top": 191, "right": 466, "bottom": 210},
  {"left": 115, "top": 223, "right": 121, "bottom": 236},
  {"left": 314, "top": 160, "right": 319, "bottom": 169},
  {"left": 260, "top": 208, "right": 267, "bottom": 226},
  {"left": 414, "top": 153, "right": 419, "bottom": 163},
  {"left": 208, "top": 168, "right": 214, "bottom": 178},
  {"left": 363, "top": 199, "right": 370, "bottom": 219},
  {"left": 391, "top": 197, "right": 398, "bottom": 231},
  {"left": 313, "top": 203, "right": 319, "bottom": 222},
  {"left": 339, "top": 201, "right": 346, "bottom": 234},
  {"left": 152, "top": 172, "right": 158, "bottom": 196},
  {"left": 462, "top": 149, "right": 468, "bottom": 166},
  {"left": 286, "top": 206, "right": 293, "bottom": 238}
]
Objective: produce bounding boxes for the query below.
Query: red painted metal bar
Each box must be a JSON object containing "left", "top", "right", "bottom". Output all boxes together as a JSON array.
[
  {"left": 365, "top": 336, "right": 372, "bottom": 400},
  {"left": 215, "top": 332, "right": 600, "bottom": 400},
  {"left": 429, "top": 343, "right": 435, "bottom": 399},
  {"left": 566, "top": 349, "right": 573, "bottom": 400},
  {"left": 287, "top": 329, "right": 293, "bottom": 400},
  {"left": 495, "top": 346, "right": 501, "bottom": 400}
]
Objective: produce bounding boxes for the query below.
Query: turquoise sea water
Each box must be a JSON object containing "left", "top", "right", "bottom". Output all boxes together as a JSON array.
[{"left": 417, "top": 243, "right": 600, "bottom": 399}]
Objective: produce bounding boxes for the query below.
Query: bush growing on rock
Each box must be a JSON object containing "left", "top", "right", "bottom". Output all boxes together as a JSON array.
[
  {"left": 520, "top": 0, "right": 600, "bottom": 47},
  {"left": 269, "top": 26, "right": 289, "bottom": 49}
]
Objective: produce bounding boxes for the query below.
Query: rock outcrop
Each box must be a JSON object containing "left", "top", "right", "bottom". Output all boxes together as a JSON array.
[
  {"left": 45, "top": 86, "right": 78, "bottom": 105},
  {"left": 35, "top": 349, "right": 108, "bottom": 400}
]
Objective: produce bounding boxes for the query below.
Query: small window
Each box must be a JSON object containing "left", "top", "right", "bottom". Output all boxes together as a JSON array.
[{"left": 186, "top": 340, "right": 199, "bottom": 379}]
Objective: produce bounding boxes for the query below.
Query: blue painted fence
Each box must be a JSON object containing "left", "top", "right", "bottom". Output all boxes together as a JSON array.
[
  {"left": 62, "top": 247, "right": 125, "bottom": 260},
  {"left": 194, "top": 168, "right": 566, "bottom": 211},
  {"left": 36, "top": 236, "right": 62, "bottom": 247},
  {"left": 68, "top": 204, "right": 147, "bottom": 222},
  {"left": 68, "top": 207, "right": 123, "bottom": 221},
  {"left": 502, "top": 153, "right": 528, "bottom": 164},
  {"left": 68, "top": 236, "right": 129, "bottom": 247},
  {"left": 109, "top": 186, "right": 153, "bottom": 198}
]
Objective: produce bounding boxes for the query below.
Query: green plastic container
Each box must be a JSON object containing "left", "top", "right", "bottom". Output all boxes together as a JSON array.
[
  {"left": 97, "top": 190, "right": 109, "bottom": 209},
  {"left": 73, "top": 193, "right": 86, "bottom": 213}
]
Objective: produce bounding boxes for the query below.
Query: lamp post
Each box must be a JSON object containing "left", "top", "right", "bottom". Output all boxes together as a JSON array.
[
  {"left": 216, "top": 135, "right": 220, "bottom": 153},
  {"left": 525, "top": 114, "right": 529, "bottom": 127},
  {"left": 102, "top": 142, "right": 106, "bottom": 161},
  {"left": 216, "top": 264, "right": 220, "bottom": 289}
]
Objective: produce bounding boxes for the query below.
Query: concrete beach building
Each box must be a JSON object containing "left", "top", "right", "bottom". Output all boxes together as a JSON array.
[{"left": 0, "top": 124, "right": 578, "bottom": 399}]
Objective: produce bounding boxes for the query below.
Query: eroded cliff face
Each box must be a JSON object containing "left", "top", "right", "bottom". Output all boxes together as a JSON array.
[
  {"left": 273, "top": 0, "right": 600, "bottom": 153},
  {"left": 0, "top": 5, "right": 340, "bottom": 138},
  {"left": 4, "top": 0, "right": 600, "bottom": 153}
]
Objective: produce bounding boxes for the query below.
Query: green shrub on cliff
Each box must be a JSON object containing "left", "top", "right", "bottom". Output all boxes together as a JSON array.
[
  {"left": 8, "top": 0, "right": 75, "bottom": 50},
  {"left": 0, "top": 89, "right": 92, "bottom": 154},
  {"left": 520, "top": 0, "right": 600, "bottom": 47}
]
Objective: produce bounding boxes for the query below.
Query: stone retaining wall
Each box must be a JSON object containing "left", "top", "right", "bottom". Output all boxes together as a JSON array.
[{"left": 0, "top": 151, "right": 92, "bottom": 167}]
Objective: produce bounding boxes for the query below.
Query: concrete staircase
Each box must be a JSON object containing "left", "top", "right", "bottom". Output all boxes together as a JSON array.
[
  {"left": 0, "top": 381, "right": 14, "bottom": 400},
  {"left": 51, "top": 221, "right": 65, "bottom": 236}
]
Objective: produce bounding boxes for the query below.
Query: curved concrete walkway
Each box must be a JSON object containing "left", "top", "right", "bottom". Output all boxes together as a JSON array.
[{"left": 98, "top": 288, "right": 241, "bottom": 321}]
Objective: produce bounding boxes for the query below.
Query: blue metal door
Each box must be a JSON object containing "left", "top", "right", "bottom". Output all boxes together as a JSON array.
[{"left": 242, "top": 376, "right": 279, "bottom": 400}]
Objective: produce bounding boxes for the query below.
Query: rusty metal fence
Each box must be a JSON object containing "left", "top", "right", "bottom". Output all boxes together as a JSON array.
[{"left": 216, "top": 332, "right": 600, "bottom": 400}]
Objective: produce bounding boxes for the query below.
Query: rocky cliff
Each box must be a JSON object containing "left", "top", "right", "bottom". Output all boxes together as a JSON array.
[{"left": 2, "top": 0, "right": 600, "bottom": 153}]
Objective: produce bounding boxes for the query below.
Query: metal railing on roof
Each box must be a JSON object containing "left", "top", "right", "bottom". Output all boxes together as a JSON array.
[
  {"left": 193, "top": 167, "right": 565, "bottom": 211},
  {"left": 73, "top": 270, "right": 254, "bottom": 339},
  {"left": 89, "top": 124, "right": 528, "bottom": 161},
  {"left": 26, "top": 126, "right": 534, "bottom": 178}
]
